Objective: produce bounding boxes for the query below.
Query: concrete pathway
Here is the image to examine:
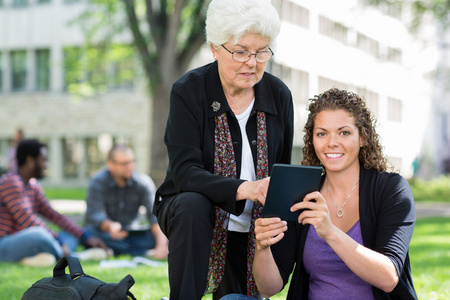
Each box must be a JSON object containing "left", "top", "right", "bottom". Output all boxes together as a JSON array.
[
  {"left": 50, "top": 199, "right": 86, "bottom": 214},
  {"left": 50, "top": 199, "right": 450, "bottom": 218},
  {"left": 414, "top": 202, "right": 450, "bottom": 218}
]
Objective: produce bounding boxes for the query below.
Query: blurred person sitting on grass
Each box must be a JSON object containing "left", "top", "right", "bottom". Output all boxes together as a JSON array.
[
  {"left": 84, "top": 144, "right": 168, "bottom": 259},
  {"left": 0, "top": 139, "right": 109, "bottom": 267}
]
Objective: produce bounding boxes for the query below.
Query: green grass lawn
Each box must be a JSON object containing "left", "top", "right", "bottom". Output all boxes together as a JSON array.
[
  {"left": 4, "top": 177, "right": 448, "bottom": 298},
  {"left": 409, "top": 175, "right": 450, "bottom": 203},
  {"left": 43, "top": 186, "right": 87, "bottom": 201},
  {"left": 409, "top": 217, "right": 450, "bottom": 300},
  {"left": 1, "top": 216, "right": 448, "bottom": 299}
]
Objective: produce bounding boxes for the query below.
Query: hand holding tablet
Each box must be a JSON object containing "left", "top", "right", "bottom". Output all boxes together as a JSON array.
[{"left": 262, "top": 163, "right": 323, "bottom": 221}]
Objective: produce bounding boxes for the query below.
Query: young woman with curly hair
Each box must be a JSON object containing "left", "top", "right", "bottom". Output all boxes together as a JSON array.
[{"left": 252, "top": 88, "right": 417, "bottom": 300}]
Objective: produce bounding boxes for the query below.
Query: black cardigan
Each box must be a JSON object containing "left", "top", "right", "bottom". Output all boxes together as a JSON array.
[
  {"left": 271, "top": 166, "right": 418, "bottom": 299},
  {"left": 155, "top": 61, "right": 294, "bottom": 216}
]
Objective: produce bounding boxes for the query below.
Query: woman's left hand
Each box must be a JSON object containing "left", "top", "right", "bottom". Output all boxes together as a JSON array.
[{"left": 291, "top": 191, "right": 334, "bottom": 239}]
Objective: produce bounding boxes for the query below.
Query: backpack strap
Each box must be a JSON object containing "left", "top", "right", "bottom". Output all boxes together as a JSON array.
[{"left": 53, "top": 256, "right": 84, "bottom": 278}]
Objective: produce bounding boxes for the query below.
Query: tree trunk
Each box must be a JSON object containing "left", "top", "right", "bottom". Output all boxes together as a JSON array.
[{"left": 149, "top": 81, "right": 172, "bottom": 186}]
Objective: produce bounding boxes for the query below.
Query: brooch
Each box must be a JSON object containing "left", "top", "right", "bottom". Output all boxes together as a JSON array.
[{"left": 211, "top": 101, "right": 221, "bottom": 112}]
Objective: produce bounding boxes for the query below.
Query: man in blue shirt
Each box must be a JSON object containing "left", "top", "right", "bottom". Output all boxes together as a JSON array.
[{"left": 84, "top": 144, "right": 168, "bottom": 259}]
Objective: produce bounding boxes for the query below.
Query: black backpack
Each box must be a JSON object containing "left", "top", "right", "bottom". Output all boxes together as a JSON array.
[{"left": 22, "top": 256, "right": 137, "bottom": 300}]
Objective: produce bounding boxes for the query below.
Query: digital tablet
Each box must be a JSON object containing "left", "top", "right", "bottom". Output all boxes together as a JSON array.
[
  {"left": 262, "top": 163, "right": 323, "bottom": 221},
  {"left": 124, "top": 224, "right": 150, "bottom": 236}
]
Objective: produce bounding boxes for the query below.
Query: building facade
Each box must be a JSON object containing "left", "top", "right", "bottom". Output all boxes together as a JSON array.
[
  {"left": 0, "top": 0, "right": 151, "bottom": 185},
  {"left": 0, "top": 0, "right": 437, "bottom": 186},
  {"left": 270, "top": 0, "right": 436, "bottom": 179}
]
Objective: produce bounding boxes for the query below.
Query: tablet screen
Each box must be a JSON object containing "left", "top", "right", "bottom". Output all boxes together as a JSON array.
[{"left": 262, "top": 163, "right": 323, "bottom": 221}]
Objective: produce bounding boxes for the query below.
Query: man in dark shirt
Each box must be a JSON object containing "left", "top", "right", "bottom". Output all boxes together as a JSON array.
[{"left": 84, "top": 144, "right": 168, "bottom": 259}]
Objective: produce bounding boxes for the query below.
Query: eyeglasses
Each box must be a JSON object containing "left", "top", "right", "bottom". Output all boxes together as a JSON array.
[
  {"left": 112, "top": 159, "right": 135, "bottom": 166},
  {"left": 221, "top": 45, "right": 274, "bottom": 63}
]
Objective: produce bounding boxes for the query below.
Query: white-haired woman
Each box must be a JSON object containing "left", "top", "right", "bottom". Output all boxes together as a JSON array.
[{"left": 153, "top": 0, "right": 294, "bottom": 299}]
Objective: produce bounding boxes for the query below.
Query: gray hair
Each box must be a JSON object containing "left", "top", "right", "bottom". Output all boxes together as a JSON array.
[{"left": 205, "top": 0, "right": 280, "bottom": 47}]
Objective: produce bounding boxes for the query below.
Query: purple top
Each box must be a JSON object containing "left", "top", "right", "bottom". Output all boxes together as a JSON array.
[{"left": 303, "top": 220, "right": 375, "bottom": 300}]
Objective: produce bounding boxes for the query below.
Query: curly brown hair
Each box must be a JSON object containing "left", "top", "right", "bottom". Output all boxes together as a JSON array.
[{"left": 301, "top": 88, "right": 389, "bottom": 172}]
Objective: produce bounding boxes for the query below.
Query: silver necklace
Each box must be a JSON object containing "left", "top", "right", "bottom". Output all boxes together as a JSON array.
[{"left": 326, "top": 177, "right": 360, "bottom": 218}]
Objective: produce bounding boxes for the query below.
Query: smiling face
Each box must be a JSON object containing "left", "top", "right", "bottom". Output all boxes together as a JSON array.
[
  {"left": 313, "top": 109, "right": 364, "bottom": 174},
  {"left": 211, "top": 33, "right": 270, "bottom": 96}
]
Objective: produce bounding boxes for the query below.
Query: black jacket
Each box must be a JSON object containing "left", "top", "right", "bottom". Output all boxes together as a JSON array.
[
  {"left": 155, "top": 61, "right": 294, "bottom": 216},
  {"left": 271, "top": 166, "right": 418, "bottom": 299}
]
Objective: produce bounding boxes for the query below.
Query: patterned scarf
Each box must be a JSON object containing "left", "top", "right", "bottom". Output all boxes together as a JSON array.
[{"left": 205, "top": 111, "right": 268, "bottom": 298}]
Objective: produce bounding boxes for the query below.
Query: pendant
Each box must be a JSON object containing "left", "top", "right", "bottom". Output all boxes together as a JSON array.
[{"left": 337, "top": 209, "right": 344, "bottom": 218}]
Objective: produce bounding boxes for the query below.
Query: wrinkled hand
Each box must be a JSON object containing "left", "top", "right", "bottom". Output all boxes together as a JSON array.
[
  {"left": 85, "top": 236, "right": 108, "bottom": 251},
  {"left": 108, "top": 221, "right": 129, "bottom": 240},
  {"left": 146, "top": 245, "right": 169, "bottom": 260},
  {"left": 236, "top": 177, "right": 270, "bottom": 205},
  {"left": 291, "top": 191, "right": 334, "bottom": 239},
  {"left": 254, "top": 217, "right": 287, "bottom": 250}
]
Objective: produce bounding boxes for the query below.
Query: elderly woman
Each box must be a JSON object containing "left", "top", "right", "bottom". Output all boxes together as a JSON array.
[
  {"left": 253, "top": 88, "right": 417, "bottom": 299},
  {"left": 153, "top": 0, "right": 293, "bottom": 299}
]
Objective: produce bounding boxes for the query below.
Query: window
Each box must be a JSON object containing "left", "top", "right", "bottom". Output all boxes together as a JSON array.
[
  {"left": 36, "top": 49, "right": 50, "bottom": 91},
  {"left": 357, "top": 88, "right": 379, "bottom": 118},
  {"left": 318, "top": 76, "right": 348, "bottom": 93},
  {"left": 11, "top": 50, "right": 27, "bottom": 91},
  {"left": 319, "top": 16, "right": 348, "bottom": 44},
  {"left": 292, "top": 4, "right": 309, "bottom": 28},
  {"left": 64, "top": 45, "right": 136, "bottom": 93},
  {"left": 280, "top": 0, "right": 292, "bottom": 23},
  {"left": 271, "top": 63, "right": 310, "bottom": 104},
  {"left": 281, "top": 1, "right": 309, "bottom": 28},
  {"left": 63, "top": 135, "right": 134, "bottom": 179},
  {"left": 85, "top": 47, "right": 107, "bottom": 90},
  {"left": 356, "top": 33, "right": 379, "bottom": 58},
  {"left": 291, "top": 68, "right": 309, "bottom": 104},
  {"left": 378, "top": 2, "right": 402, "bottom": 19},
  {"left": 109, "top": 45, "right": 135, "bottom": 89},
  {"left": 387, "top": 47, "right": 402, "bottom": 64},
  {"left": 64, "top": 46, "right": 82, "bottom": 91},
  {"left": 63, "top": 137, "right": 84, "bottom": 179},
  {"left": 388, "top": 97, "right": 402, "bottom": 122},
  {"left": 271, "top": 63, "right": 298, "bottom": 96},
  {"left": 13, "top": 0, "right": 27, "bottom": 6}
]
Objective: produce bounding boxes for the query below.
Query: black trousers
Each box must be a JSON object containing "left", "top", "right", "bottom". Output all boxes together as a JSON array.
[
  {"left": 213, "top": 231, "right": 249, "bottom": 300},
  {"left": 157, "top": 192, "right": 249, "bottom": 300}
]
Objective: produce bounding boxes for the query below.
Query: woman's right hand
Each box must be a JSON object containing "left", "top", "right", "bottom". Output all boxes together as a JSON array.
[{"left": 255, "top": 217, "right": 287, "bottom": 250}]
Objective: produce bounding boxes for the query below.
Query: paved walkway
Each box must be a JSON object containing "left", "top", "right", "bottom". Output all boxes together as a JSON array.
[
  {"left": 414, "top": 202, "right": 450, "bottom": 218},
  {"left": 50, "top": 199, "right": 450, "bottom": 218}
]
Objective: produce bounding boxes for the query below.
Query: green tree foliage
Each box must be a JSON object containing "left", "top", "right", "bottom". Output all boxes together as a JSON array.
[{"left": 70, "top": 0, "right": 211, "bottom": 182}]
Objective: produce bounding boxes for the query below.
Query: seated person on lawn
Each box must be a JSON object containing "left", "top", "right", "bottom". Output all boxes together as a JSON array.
[
  {"left": 84, "top": 144, "right": 168, "bottom": 259},
  {"left": 0, "top": 139, "right": 108, "bottom": 266}
]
